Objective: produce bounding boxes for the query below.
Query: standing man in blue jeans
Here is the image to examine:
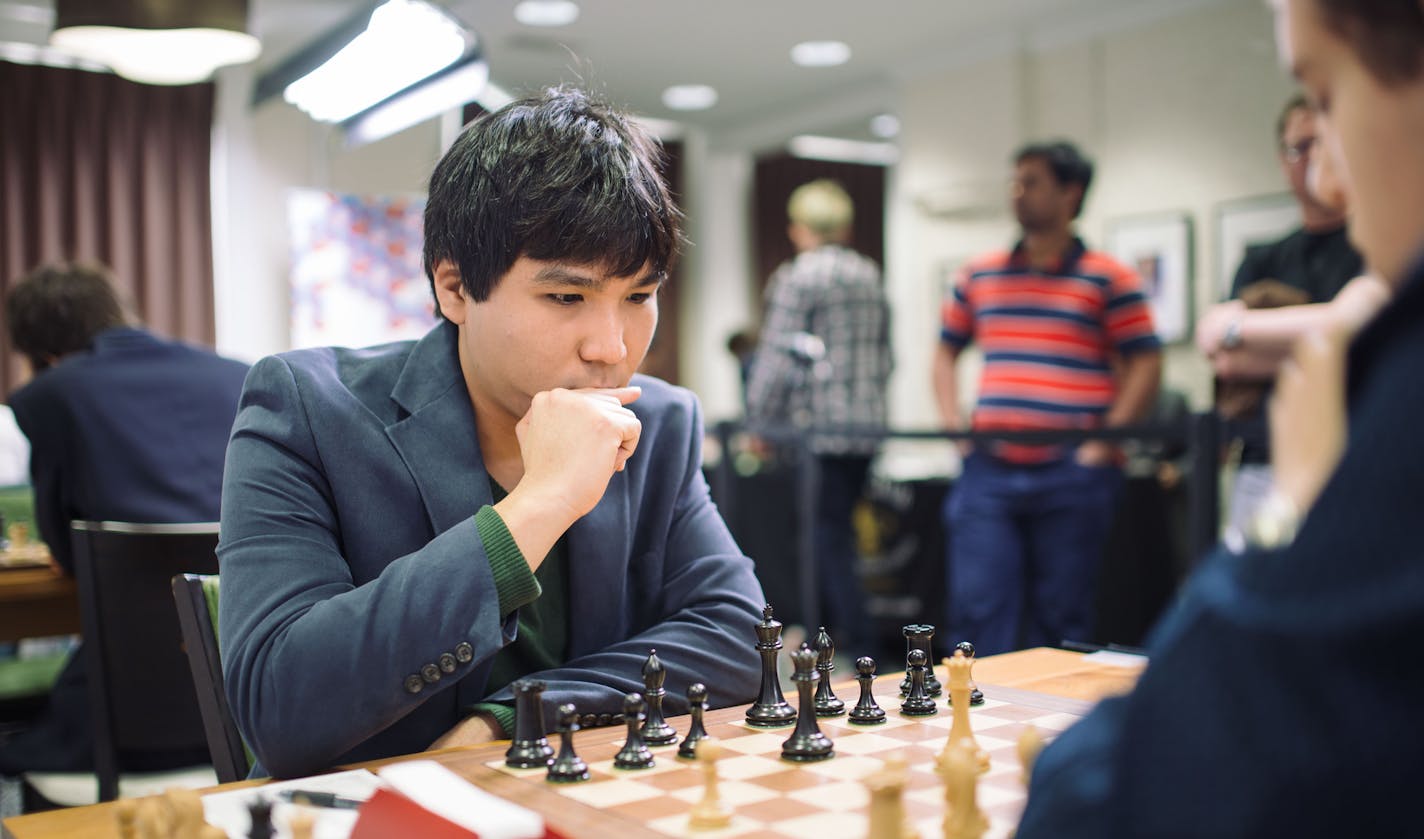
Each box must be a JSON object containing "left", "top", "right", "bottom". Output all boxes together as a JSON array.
[{"left": 933, "top": 142, "right": 1161, "bottom": 655}]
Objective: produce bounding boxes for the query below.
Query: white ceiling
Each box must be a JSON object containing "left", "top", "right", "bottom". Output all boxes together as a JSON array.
[{"left": 1, "top": 0, "right": 1229, "bottom": 146}]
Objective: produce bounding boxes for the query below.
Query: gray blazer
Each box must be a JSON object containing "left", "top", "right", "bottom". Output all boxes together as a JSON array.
[{"left": 219, "top": 321, "right": 764, "bottom": 778}]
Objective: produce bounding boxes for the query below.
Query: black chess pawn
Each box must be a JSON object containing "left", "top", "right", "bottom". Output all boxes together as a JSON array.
[
  {"left": 899, "top": 624, "right": 942, "bottom": 697},
  {"left": 247, "top": 797, "right": 274, "bottom": 839},
  {"left": 946, "top": 640, "right": 986, "bottom": 706},
  {"left": 847, "top": 656, "right": 886, "bottom": 725},
  {"left": 812, "top": 626, "right": 846, "bottom": 717},
  {"left": 547, "top": 703, "right": 590, "bottom": 783},
  {"left": 899, "top": 649, "right": 938, "bottom": 716},
  {"left": 746, "top": 603, "right": 797, "bottom": 727},
  {"left": 678, "top": 683, "right": 711, "bottom": 759},
  {"left": 781, "top": 644, "right": 834, "bottom": 761},
  {"left": 505, "top": 678, "right": 555, "bottom": 768},
  {"left": 613, "top": 692, "right": 656, "bottom": 769},
  {"left": 639, "top": 649, "right": 678, "bottom": 746}
]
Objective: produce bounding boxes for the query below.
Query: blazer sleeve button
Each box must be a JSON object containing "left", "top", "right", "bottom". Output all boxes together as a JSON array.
[
  {"left": 438, "top": 653, "right": 458, "bottom": 673},
  {"left": 454, "top": 642, "right": 474, "bottom": 663},
  {"left": 421, "top": 663, "right": 441, "bottom": 683},
  {"left": 404, "top": 674, "right": 424, "bottom": 694}
]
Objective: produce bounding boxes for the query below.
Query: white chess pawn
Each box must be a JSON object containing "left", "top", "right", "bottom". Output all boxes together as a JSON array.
[{"left": 688, "top": 737, "right": 733, "bottom": 830}]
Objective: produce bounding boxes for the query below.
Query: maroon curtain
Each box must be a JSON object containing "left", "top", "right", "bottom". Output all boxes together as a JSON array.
[
  {"left": 0, "top": 60, "right": 216, "bottom": 393},
  {"left": 752, "top": 154, "right": 886, "bottom": 297}
]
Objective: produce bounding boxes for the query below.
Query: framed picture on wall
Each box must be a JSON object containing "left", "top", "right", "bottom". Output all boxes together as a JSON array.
[
  {"left": 1214, "top": 193, "right": 1302, "bottom": 302},
  {"left": 1105, "top": 212, "right": 1194, "bottom": 344}
]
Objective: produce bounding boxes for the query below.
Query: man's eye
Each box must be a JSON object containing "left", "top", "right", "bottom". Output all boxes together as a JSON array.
[
  {"left": 547, "top": 293, "right": 582, "bottom": 305},
  {"left": 629, "top": 293, "right": 652, "bottom": 304}
]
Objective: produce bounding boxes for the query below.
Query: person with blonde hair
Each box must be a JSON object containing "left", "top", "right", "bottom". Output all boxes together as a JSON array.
[{"left": 746, "top": 178, "right": 892, "bottom": 654}]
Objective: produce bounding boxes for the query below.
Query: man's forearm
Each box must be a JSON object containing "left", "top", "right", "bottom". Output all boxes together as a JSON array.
[
  {"left": 932, "top": 343, "right": 963, "bottom": 428},
  {"left": 1105, "top": 352, "right": 1162, "bottom": 427}
]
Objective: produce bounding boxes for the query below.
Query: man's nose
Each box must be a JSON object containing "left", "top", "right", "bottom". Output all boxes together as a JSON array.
[{"left": 579, "top": 308, "right": 627, "bottom": 365}]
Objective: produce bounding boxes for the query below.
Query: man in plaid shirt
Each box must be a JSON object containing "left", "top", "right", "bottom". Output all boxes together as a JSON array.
[{"left": 746, "top": 179, "right": 893, "bottom": 652}]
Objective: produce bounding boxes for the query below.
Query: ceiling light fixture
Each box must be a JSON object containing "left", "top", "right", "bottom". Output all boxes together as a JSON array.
[
  {"left": 869, "top": 114, "right": 901, "bottom": 139},
  {"left": 513, "top": 1, "right": 580, "bottom": 27},
  {"left": 49, "top": 0, "right": 261, "bottom": 85},
  {"left": 281, "top": 0, "right": 471, "bottom": 124},
  {"left": 788, "top": 135, "right": 899, "bottom": 166},
  {"left": 661, "top": 84, "right": 717, "bottom": 111},
  {"left": 790, "top": 40, "right": 851, "bottom": 68}
]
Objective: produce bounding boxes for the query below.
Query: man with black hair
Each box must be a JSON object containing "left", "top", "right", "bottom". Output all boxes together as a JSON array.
[
  {"left": 1019, "top": 1, "right": 1424, "bottom": 835},
  {"left": 933, "top": 140, "right": 1162, "bottom": 656},
  {"left": 219, "top": 88, "right": 765, "bottom": 778},
  {"left": 0, "top": 261, "right": 248, "bottom": 773}
]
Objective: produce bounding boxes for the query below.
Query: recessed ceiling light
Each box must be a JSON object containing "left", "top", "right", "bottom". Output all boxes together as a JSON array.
[
  {"left": 790, "top": 40, "right": 851, "bottom": 67},
  {"left": 870, "top": 114, "right": 901, "bottom": 139},
  {"left": 662, "top": 84, "right": 717, "bottom": 111},
  {"left": 513, "top": 0, "right": 579, "bottom": 27}
]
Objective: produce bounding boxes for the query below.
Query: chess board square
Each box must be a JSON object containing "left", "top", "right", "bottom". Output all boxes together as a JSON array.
[
  {"left": 605, "top": 793, "right": 695, "bottom": 821},
  {"left": 816, "top": 731, "right": 906, "bottom": 756},
  {"left": 556, "top": 777, "right": 665, "bottom": 808},
  {"left": 645, "top": 812, "right": 763, "bottom": 838},
  {"left": 639, "top": 767, "right": 704, "bottom": 791},
  {"left": 771, "top": 810, "right": 869, "bottom": 839},
  {"left": 720, "top": 732, "right": 793, "bottom": 755},
  {"left": 976, "top": 703, "right": 1053, "bottom": 722},
  {"left": 746, "top": 768, "right": 833, "bottom": 794},
  {"left": 668, "top": 779, "right": 780, "bottom": 807},
  {"left": 716, "top": 754, "right": 789, "bottom": 781},
  {"left": 822, "top": 712, "right": 916, "bottom": 733},
  {"left": 586, "top": 756, "right": 687, "bottom": 777},
  {"left": 735, "top": 795, "right": 826, "bottom": 824},
  {"left": 1025, "top": 712, "right": 1081, "bottom": 732},
  {"left": 797, "top": 753, "right": 881, "bottom": 781},
  {"left": 786, "top": 779, "right": 870, "bottom": 811},
  {"left": 485, "top": 759, "right": 547, "bottom": 778}
]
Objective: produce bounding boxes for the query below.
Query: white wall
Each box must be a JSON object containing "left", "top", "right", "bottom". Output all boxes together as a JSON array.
[{"left": 886, "top": 0, "right": 1294, "bottom": 428}]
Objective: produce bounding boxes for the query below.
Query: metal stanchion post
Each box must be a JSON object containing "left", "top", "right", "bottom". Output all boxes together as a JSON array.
[
  {"left": 711, "top": 421, "right": 735, "bottom": 522},
  {"left": 796, "top": 435, "right": 821, "bottom": 633},
  {"left": 1186, "top": 411, "right": 1222, "bottom": 565}
]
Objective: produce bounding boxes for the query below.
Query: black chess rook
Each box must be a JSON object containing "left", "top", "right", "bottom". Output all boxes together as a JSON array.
[
  {"left": 900, "top": 623, "right": 942, "bottom": 696},
  {"left": 505, "top": 678, "right": 556, "bottom": 769}
]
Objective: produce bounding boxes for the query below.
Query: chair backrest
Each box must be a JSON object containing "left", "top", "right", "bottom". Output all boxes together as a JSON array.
[
  {"left": 70, "top": 520, "right": 220, "bottom": 801},
  {"left": 171, "top": 572, "right": 250, "bottom": 783}
]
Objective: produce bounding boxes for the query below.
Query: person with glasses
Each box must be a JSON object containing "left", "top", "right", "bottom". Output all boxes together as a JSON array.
[{"left": 1195, "top": 94, "right": 1380, "bottom": 535}]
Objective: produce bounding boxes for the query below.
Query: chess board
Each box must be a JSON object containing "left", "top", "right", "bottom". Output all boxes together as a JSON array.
[{"left": 486, "top": 684, "right": 1087, "bottom": 839}]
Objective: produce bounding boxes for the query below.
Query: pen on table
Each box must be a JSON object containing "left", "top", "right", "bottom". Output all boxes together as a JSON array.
[{"left": 277, "top": 789, "right": 365, "bottom": 809}]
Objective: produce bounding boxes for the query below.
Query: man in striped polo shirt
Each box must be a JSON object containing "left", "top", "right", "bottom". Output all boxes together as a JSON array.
[{"left": 933, "top": 141, "right": 1162, "bottom": 656}]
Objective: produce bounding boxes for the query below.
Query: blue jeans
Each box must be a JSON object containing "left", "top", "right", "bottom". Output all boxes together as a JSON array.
[{"left": 944, "top": 452, "right": 1123, "bottom": 656}]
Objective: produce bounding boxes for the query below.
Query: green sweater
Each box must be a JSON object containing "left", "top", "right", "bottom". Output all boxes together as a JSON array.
[{"left": 469, "top": 482, "right": 569, "bottom": 735}]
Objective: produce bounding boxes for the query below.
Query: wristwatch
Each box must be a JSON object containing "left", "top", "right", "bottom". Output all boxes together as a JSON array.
[
  {"left": 1218, "top": 316, "right": 1241, "bottom": 351},
  {"left": 1246, "top": 491, "right": 1301, "bottom": 550},
  {"left": 1220, "top": 316, "right": 1244, "bottom": 351}
]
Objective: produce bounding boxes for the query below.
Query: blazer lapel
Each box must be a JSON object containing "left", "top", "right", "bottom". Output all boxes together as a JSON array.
[
  {"left": 565, "top": 471, "right": 632, "bottom": 658},
  {"left": 384, "top": 323, "right": 493, "bottom": 535}
]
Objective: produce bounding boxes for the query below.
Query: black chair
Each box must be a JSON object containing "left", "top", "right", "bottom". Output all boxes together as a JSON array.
[
  {"left": 70, "top": 520, "right": 220, "bottom": 802},
  {"left": 171, "top": 573, "right": 249, "bottom": 783}
]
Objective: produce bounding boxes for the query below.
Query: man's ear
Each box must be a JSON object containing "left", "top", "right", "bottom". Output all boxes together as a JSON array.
[{"left": 432, "top": 260, "right": 467, "bottom": 324}]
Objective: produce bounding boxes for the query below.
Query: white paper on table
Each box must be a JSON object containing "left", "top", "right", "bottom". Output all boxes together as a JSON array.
[
  {"left": 1082, "top": 650, "right": 1149, "bottom": 668},
  {"left": 378, "top": 759, "right": 544, "bottom": 839},
  {"left": 200, "top": 768, "right": 385, "bottom": 839}
]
